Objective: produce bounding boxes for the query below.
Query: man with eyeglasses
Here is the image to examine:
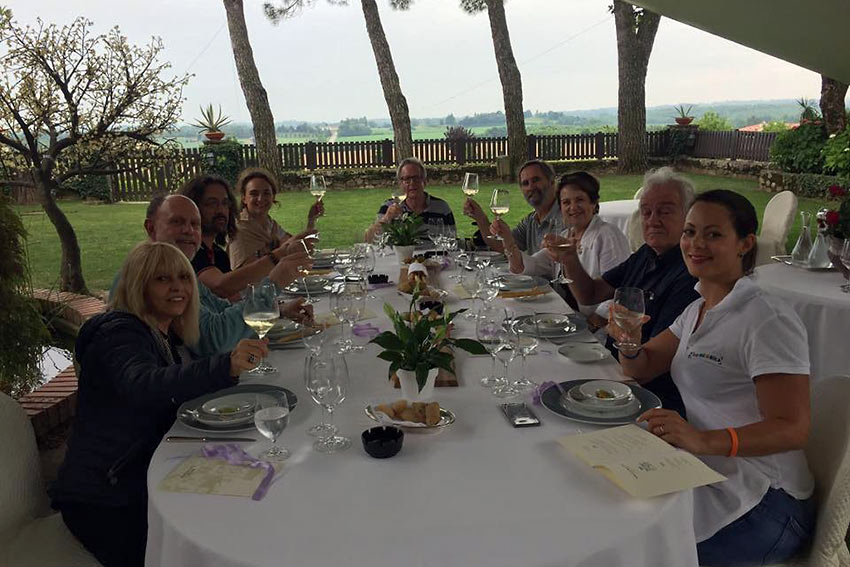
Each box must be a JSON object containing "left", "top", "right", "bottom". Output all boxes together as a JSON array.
[
  {"left": 463, "top": 159, "right": 564, "bottom": 255},
  {"left": 364, "top": 157, "right": 456, "bottom": 243},
  {"left": 551, "top": 167, "right": 700, "bottom": 417}
]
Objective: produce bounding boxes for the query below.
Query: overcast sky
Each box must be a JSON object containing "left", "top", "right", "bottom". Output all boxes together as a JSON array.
[{"left": 11, "top": 0, "right": 824, "bottom": 123}]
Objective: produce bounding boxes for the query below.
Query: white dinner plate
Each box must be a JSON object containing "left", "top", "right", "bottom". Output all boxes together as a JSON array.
[
  {"left": 557, "top": 343, "right": 609, "bottom": 363},
  {"left": 178, "top": 385, "right": 297, "bottom": 433},
  {"left": 540, "top": 380, "right": 661, "bottom": 426},
  {"left": 579, "top": 380, "right": 632, "bottom": 402}
]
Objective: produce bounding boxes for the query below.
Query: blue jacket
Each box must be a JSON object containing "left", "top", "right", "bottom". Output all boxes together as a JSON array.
[{"left": 50, "top": 311, "right": 235, "bottom": 508}]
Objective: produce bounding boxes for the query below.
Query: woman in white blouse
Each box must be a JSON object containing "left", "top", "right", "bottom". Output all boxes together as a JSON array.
[
  {"left": 493, "top": 171, "right": 629, "bottom": 324},
  {"left": 613, "top": 189, "right": 815, "bottom": 566}
]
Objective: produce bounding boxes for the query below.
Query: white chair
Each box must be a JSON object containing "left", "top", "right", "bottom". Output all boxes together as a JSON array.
[
  {"left": 633, "top": 186, "right": 644, "bottom": 199},
  {"left": 627, "top": 207, "right": 644, "bottom": 252},
  {"left": 756, "top": 191, "right": 798, "bottom": 267},
  {"left": 0, "top": 392, "right": 101, "bottom": 567}
]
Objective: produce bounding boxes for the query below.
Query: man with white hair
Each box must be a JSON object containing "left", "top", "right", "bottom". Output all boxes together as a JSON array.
[{"left": 553, "top": 167, "right": 699, "bottom": 416}]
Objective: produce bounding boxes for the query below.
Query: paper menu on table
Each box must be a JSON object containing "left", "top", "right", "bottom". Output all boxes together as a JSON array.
[
  {"left": 159, "top": 456, "right": 275, "bottom": 498},
  {"left": 557, "top": 425, "right": 726, "bottom": 498}
]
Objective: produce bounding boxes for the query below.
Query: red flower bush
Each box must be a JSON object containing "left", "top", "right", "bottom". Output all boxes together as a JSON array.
[
  {"left": 826, "top": 210, "right": 840, "bottom": 226},
  {"left": 829, "top": 184, "right": 847, "bottom": 198}
]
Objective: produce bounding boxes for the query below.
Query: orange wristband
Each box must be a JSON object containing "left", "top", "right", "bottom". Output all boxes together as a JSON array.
[{"left": 726, "top": 427, "right": 739, "bottom": 457}]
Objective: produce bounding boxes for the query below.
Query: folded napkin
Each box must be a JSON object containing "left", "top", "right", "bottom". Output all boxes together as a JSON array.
[{"left": 158, "top": 444, "right": 276, "bottom": 500}]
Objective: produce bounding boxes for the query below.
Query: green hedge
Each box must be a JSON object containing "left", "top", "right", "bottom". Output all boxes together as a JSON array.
[
  {"left": 63, "top": 174, "right": 112, "bottom": 201},
  {"left": 767, "top": 170, "right": 850, "bottom": 199},
  {"left": 769, "top": 122, "right": 827, "bottom": 174}
]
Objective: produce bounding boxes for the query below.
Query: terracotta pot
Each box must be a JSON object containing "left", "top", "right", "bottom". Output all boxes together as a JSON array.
[
  {"left": 397, "top": 368, "right": 438, "bottom": 402},
  {"left": 828, "top": 236, "right": 849, "bottom": 278},
  {"left": 675, "top": 117, "right": 694, "bottom": 125},
  {"left": 204, "top": 131, "right": 225, "bottom": 142}
]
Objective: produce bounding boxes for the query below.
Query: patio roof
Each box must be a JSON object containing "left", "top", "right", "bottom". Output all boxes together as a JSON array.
[{"left": 628, "top": 0, "right": 850, "bottom": 83}]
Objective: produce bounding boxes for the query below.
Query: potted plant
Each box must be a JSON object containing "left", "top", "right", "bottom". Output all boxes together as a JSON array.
[
  {"left": 370, "top": 290, "right": 487, "bottom": 401},
  {"left": 674, "top": 104, "right": 694, "bottom": 126},
  {"left": 383, "top": 212, "right": 421, "bottom": 264},
  {"left": 824, "top": 184, "right": 850, "bottom": 277},
  {"left": 190, "top": 104, "right": 231, "bottom": 143}
]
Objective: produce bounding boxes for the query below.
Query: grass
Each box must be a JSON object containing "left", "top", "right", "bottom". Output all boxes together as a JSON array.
[{"left": 16, "top": 173, "right": 829, "bottom": 293}]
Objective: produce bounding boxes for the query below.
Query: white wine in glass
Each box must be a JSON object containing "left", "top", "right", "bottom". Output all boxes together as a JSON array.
[
  {"left": 310, "top": 174, "right": 326, "bottom": 201},
  {"left": 242, "top": 283, "right": 278, "bottom": 374},
  {"left": 243, "top": 312, "right": 278, "bottom": 339},
  {"left": 489, "top": 188, "right": 510, "bottom": 241},
  {"left": 612, "top": 287, "right": 646, "bottom": 351},
  {"left": 392, "top": 188, "right": 406, "bottom": 204},
  {"left": 462, "top": 172, "right": 479, "bottom": 197}
]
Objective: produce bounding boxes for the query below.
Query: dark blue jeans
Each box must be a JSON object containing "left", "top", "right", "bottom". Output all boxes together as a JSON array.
[{"left": 697, "top": 487, "right": 816, "bottom": 567}]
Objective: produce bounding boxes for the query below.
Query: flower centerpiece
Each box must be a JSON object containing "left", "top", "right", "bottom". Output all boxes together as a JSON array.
[
  {"left": 369, "top": 290, "right": 487, "bottom": 400},
  {"left": 190, "top": 104, "right": 231, "bottom": 142},
  {"left": 383, "top": 212, "right": 421, "bottom": 263},
  {"left": 824, "top": 184, "right": 850, "bottom": 276}
]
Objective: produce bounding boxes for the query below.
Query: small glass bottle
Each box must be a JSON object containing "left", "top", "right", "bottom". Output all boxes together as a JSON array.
[
  {"left": 807, "top": 209, "right": 833, "bottom": 269},
  {"left": 790, "top": 211, "right": 812, "bottom": 266}
]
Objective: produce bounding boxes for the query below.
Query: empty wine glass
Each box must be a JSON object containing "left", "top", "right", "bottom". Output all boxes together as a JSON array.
[
  {"left": 489, "top": 188, "right": 510, "bottom": 241},
  {"left": 242, "top": 282, "right": 278, "bottom": 374},
  {"left": 302, "top": 324, "right": 326, "bottom": 357},
  {"left": 841, "top": 239, "right": 850, "bottom": 292},
  {"left": 340, "top": 282, "right": 367, "bottom": 353},
  {"left": 461, "top": 269, "right": 484, "bottom": 319},
  {"left": 476, "top": 306, "right": 503, "bottom": 388},
  {"left": 611, "top": 287, "right": 646, "bottom": 351},
  {"left": 254, "top": 392, "right": 290, "bottom": 461},
  {"left": 298, "top": 239, "right": 317, "bottom": 305},
  {"left": 303, "top": 356, "right": 337, "bottom": 439},
  {"left": 462, "top": 172, "right": 479, "bottom": 197},
  {"left": 491, "top": 316, "right": 520, "bottom": 399},
  {"left": 305, "top": 355, "right": 351, "bottom": 453},
  {"left": 511, "top": 319, "right": 539, "bottom": 392},
  {"left": 427, "top": 219, "right": 445, "bottom": 250},
  {"left": 353, "top": 243, "right": 376, "bottom": 280}
]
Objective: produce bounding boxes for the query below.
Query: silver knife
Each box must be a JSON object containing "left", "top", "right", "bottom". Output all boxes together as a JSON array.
[{"left": 165, "top": 435, "right": 256, "bottom": 443}]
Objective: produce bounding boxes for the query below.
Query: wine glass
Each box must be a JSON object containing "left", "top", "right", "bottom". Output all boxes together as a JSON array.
[
  {"left": 477, "top": 266, "right": 500, "bottom": 304},
  {"left": 333, "top": 248, "right": 355, "bottom": 280},
  {"left": 303, "top": 356, "right": 337, "bottom": 439},
  {"left": 427, "top": 219, "right": 445, "bottom": 250},
  {"left": 298, "top": 239, "right": 317, "bottom": 305},
  {"left": 476, "top": 306, "right": 503, "bottom": 388},
  {"left": 611, "top": 287, "right": 646, "bottom": 351},
  {"left": 254, "top": 392, "right": 290, "bottom": 461},
  {"left": 310, "top": 174, "right": 326, "bottom": 202},
  {"left": 352, "top": 243, "right": 376, "bottom": 280},
  {"left": 302, "top": 324, "right": 326, "bottom": 358},
  {"left": 547, "top": 226, "right": 577, "bottom": 285},
  {"left": 511, "top": 318, "right": 539, "bottom": 392},
  {"left": 305, "top": 355, "right": 351, "bottom": 453},
  {"left": 491, "top": 314, "right": 520, "bottom": 399},
  {"left": 392, "top": 187, "right": 406, "bottom": 205},
  {"left": 841, "top": 239, "right": 850, "bottom": 292},
  {"left": 461, "top": 268, "right": 484, "bottom": 319},
  {"left": 489, "top": 188, "right": 510, "bottom": 241},
  {"left": 462, "top": 172, "right": 479, "bottom": 197},
  {"left": 340, "top": 282, "right": 367, "bottom": 353},
  {"left": 242, "top": 282, "right": 278, "bottom": 374}
]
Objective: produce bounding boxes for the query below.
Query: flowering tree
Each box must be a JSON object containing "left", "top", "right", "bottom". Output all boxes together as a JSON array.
[{"left": 0, "top": 15, "right": 189, "bottom": 293}]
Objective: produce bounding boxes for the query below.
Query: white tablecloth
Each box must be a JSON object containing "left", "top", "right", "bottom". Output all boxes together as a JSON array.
[
  {"left": 146, "top": 257, "right": 698, "bottom": 567},
  {"left": 755, "top": 263, "right": 850, "bottom": 382},
  {"left": 598, "top": 199, "right": 639, "bottom": 236}
]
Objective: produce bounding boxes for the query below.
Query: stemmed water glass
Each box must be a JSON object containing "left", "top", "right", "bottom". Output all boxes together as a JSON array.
[
  {"left": 341, "top": 281, "right": 367, "bottom": 353},
  {"left": 476, "top": 306, "right": 503, "bottom": 388},
  {"left": 841, "top": 239, "right": 850, "bottom": 292},
  {"left": 352, "top": 243, "right": 376, "bottom": 280},
  {"left": 462, "top": 172, "right": 479, "bottom": 198},
  {"left": 427, "top": 219, "right": 445, "bottom": 251},
  {"left": 489, "top": 188, "right": 510, "bottom": 241},
  {"left": 511, "top": 318, "right": 539, "bottom": 392},
  {"left": 298, "top": 238, "right": 318, "bottom": 305},
  {"left": 492, "top": 315, "right": 520, "bottom": 399},
  {"left": 303, "top": 355, "right": 337, "bottom": 439},
  {"left": 611, "top": 287, "right": 646, "bottom": 351},
  {"left": 461, "top": 269, "right": 484, "bottom": 319},
  {"left": 253, "top": 392, "right": 290, "bottom": 461},
  {"left": 242, "top": 282, "right": 278, "bottom": 374},
  {"left": 305, "top": 354, "right": 351, "bottom": 453}
]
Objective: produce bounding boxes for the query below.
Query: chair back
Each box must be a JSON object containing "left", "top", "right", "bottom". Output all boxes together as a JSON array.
[
  {"left": 627, "top": 208, "right": 644, "bottom": 252},
  {"left": 0, "top": 392, "right": 48, "bottom": 539},
  {"left": 758, "top": 191, "right": 798, "bottom": 261},
  {"left": 633, "top": 186, "right": 644, "bottom": 200},
  {"left": 806, "top": 376, "right": 850, "bottom": 567}
]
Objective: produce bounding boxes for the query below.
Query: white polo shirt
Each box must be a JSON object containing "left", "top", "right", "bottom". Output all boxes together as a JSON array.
[{"left": 668, "top": 276, "right": 814, "bottom": 542}]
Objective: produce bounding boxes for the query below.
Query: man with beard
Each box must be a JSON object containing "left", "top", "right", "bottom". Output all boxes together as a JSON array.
[
  {"left": 463, "top": 159, "right": 563, "bottom": 254},
  {"left": 179, "top": 175, "right": 312, "bottom": 300}
]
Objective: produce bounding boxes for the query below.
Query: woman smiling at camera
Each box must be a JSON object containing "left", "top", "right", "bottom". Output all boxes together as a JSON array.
[
  {"left": 228, "top": 167, "right": 323, "bottom": 270},
  {"left": 612, "top": 190, "right": 815, "bottom": 567},
  {"left": 50, "top": 242, "right": 267, "bottom": 567}
]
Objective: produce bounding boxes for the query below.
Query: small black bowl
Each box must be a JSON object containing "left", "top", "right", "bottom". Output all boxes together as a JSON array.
[{"left": 361, "top": 426, "right": 404, "bottom": 459}]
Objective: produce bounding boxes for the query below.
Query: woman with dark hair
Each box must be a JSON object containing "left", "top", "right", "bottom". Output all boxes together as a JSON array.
[
  {"left": 496, "top": 171, "right": 629, "bottom": 319},
  {"left": 50, "top": 241, "right": 267, "bottom": 567},
  {"left": 228, "top": 167, "right": 323, "bottom": 270},
  {"left": 612, "top": 190, "right": 815, "bottom": 566}
]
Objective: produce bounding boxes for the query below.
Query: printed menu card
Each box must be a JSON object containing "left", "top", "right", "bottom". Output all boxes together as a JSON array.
[{"left": 557, "top": 424, "right": 726, "bottom": 498}]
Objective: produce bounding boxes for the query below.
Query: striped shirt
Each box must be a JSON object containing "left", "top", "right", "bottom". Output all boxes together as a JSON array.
[{"left": 377, "top": 192, "right": 456, "bottom": 239}]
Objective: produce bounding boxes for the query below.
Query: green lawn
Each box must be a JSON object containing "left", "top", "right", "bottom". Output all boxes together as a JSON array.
[{"left": 16, "top": 173, "right": 829, "bottom": 294}]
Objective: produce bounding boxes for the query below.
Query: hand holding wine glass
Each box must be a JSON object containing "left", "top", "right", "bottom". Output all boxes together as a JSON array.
[
  {"left": 488, "top": 188, "right": 510, "bottom": 241},
  {"left": 242, "top": 282, "right": 279, "bottom": 374},
  {"left": 229, "top": 339, "right": 270, "bottom": 377},
  {"left": 310, "top": 174, "right": 327, "bottom": 201},
  {"left": 610, "top": 287, "right": 648, "bottom": 352}
]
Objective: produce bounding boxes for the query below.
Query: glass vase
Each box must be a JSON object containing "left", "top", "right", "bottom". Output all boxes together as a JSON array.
[{"left": 790, "top": 211, "right": 812, "bottom": 266}]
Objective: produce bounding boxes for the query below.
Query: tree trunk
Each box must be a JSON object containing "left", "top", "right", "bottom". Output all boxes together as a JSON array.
[
  {"left": 820, "top": 76, "right": 848, "bottom": 136},
  {"left": 613, "top": 1, "right": 660, "bottom": 174},
  {"left": 35, "top": 174, "right": 88, "bottom": 294},
  {"left": 360, "top": 0, "right": 413, "bottom": 162},
  {"left": 223, "top": 0, "right": 281, "bottom": 181},
  {"left": 485, "top": 0, "right": 526, "bottom": 181}
]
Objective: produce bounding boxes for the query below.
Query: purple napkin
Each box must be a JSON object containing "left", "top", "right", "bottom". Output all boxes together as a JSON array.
[
  {"left": 202, "top": 444, "right": 275, "bottom": 501},
  {"left": 353, "top": 322, "right": 381, "bottom": 338}
]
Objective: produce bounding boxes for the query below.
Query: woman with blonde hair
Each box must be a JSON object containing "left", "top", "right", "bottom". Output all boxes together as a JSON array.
[
  {"left": 228, "top": 167, "right": 324, "bottom": 269},
  {"left": 50, "top": 241, "right": 267, "bottom": 567}
]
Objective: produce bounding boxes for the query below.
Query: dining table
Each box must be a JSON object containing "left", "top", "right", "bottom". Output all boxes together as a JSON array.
[
  {"left": 754, "top": 262, "right": 850, "bottom": 382},
  {"left": 145, "top": 253, "right": 699, "bottom": 567},
  {"left": 598, "top": 199, "right": 640, "bottom": 237}
]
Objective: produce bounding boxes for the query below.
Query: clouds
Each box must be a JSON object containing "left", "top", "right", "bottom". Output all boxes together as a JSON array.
[{"left": 11, "top": 0, "right": 821, "bottom": 123}]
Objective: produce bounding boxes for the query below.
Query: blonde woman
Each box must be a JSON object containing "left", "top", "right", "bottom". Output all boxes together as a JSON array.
[
  {"left": 50, "top": 241, "right": 266, "bottom": 567},
  {"left": 228, "top": 167, "right": 323, "bottom": 269}
]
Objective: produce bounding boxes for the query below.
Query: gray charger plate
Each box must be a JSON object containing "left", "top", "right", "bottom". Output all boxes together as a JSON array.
[
  {"left": 178, "top": 384, "right": 297, "bottom": 433},
  {"left": 540, "top": 379, "right": 661, "bottom": 425}
]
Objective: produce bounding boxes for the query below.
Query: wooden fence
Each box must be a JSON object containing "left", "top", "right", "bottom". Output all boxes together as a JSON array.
[{"left": 109, "top": 129, "right": 776, "bottom": 200}]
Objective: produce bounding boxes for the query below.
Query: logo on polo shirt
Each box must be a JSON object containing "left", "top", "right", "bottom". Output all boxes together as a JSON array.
[{"left": 687, "top": 350, "right": 724, "bottom": 366}]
